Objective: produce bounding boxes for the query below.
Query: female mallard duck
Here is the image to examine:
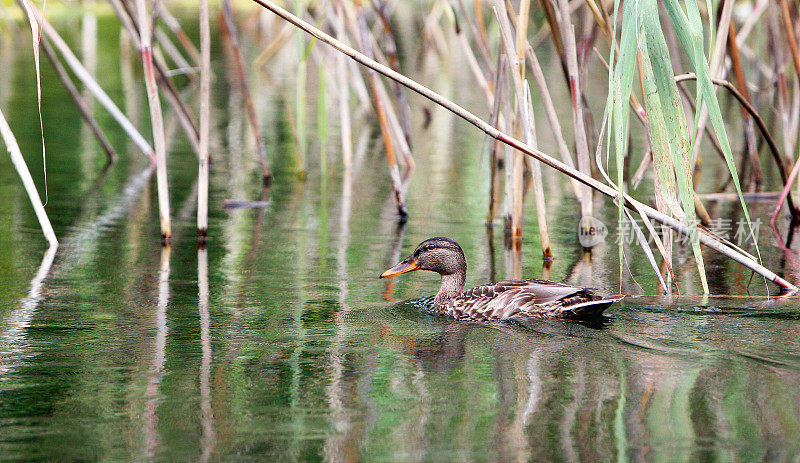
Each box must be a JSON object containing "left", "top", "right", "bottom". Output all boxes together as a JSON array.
[{"left": 380, "top": 237, "right": 623, "bottom": 321}]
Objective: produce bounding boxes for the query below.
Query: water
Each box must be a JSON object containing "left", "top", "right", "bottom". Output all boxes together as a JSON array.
[{"left": 1, "top": 11, "right": 800, "bottom": 461}]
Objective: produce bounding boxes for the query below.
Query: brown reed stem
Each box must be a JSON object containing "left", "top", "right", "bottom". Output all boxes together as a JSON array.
[
  {"left": 780, "top": 0, "right": 800, "bottom": 89},
  {"left": 354, "top": 0, "right": 407, "bottom": 219}
]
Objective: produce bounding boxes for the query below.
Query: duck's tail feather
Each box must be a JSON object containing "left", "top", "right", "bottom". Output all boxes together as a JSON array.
[{"left": 554, "top": 295, "right": 624, "bottom": 319}]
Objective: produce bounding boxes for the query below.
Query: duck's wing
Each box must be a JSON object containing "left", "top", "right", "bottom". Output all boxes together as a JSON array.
[{"left": 448, "top": 279, "right": 615, "bottom": 321}]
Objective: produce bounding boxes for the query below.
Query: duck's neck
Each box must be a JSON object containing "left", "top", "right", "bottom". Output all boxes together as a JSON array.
[{"left": 434, "top": 271, "right": 466, "bottom": 309}]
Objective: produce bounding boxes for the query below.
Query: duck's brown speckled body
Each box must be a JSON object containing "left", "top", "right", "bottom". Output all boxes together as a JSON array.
[{"left": 380, "top": 237, "right": 623, "bottom": 321}]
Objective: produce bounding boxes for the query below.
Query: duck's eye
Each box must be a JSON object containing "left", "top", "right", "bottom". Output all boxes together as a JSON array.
[{"left": 426, "top": 244, "right": 435, "bottom": 250}]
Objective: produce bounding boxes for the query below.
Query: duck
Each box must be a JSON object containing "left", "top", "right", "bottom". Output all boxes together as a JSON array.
[{"left": 379, "top": 237, "right": 623, "bottom": 321}]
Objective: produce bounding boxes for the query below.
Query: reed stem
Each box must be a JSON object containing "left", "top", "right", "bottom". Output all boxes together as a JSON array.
[
  {"left": 137, "top": 0, "right": 171, "bottom": 242},
  {"left": 198, "top": 0, "right": 210, "bottom": 242}
]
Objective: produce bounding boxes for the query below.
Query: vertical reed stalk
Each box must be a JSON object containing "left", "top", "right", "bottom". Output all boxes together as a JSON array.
[
  {"left": 558, "top": 0, "right": 592, "bottom": 220},
  {"left": 198, "top": 0, "right": 211, "bottom": 242},
  {"left": 487, "top": 54, "right": 507, "bottom": 224},
  {"left": 523, "top": 84, "right": 552, "bottom": 258},
  {"left": 0, "top": 108, "right": 58, "bottom": 248},
  {"left": 494, "top": 3, "right": 525, "bottom": 238},
  {"left": 294, "top": 0, "right": 308, "bottom": 176},
  {"left": 221, "top": 0, "right": 272, "bottom": 184},
  {"left": 318, "top": 64, "right": 328, "bottom": 176},
  {"left": 333, "top": 1, "right": 352, "bottom": 169},
  {"left": 137, "top": 0, "right": 171, "bottom": 242},
  {"left": 728, "top": 20, "right": 763, "bottom": 188}
]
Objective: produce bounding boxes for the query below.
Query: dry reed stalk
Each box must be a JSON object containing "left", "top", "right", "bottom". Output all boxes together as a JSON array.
[
  {"left": 332, "top": 2, "right": 353, "bottom": 169},
  {"left": 108, "top": 0, "right": 201, "bottom": 155},
  {"left": 525, "top": 42, "right": 581, "bottom": 198},
  {"left": 728, "top": 19, "right": 763, "bottom": 188},
  {"left": 487, "top": 54, "right": 507, "bottom": 224},
  {"left": 523, "top": 83, "right": 552, "bottom": 258},
  {"left": 157, "top": 1, "right": 201, "bottom": 66},
  {"left": 354, "top": 0, "right": 407, "bottom": 219},
  {"left": 155, "top": 26, "right": 194, "bottom": 74},
  {"left": 373, "top": 78, "right": 414, "bottom": 174},
  {"left": 558, "top": 0, "right": 593, "bottom": 220},
  {"left": 780, "top": 0, "right": 800, "bottom": 89},
  {"left": 137, "top": 0, "right": 171, "bottom": 242},
  {"left": 39, "top": 36, "right": 117, "bottom": 163},
  {"left": 457, "top": 0, "right": 492, "bottom": 69},
  {"left": 0, "top": 107, "right": 58, "bottom": 248},
  {"left": 252, "top": 0, "right": 798, "bottom": 294},
  {"left": 255, "top": 22, "right": 294, "bottom": 67},
  {"left": 494, "top": 3, "right": 525, "bottom": 238},
  {"left": 374, "top": 2, "right": 414, "bottom": 152},
  {"left": 221, "top": 0, "right": 272, "bottom": 184},
  {"left": 512, "top": 0, "right": 530, "bottom": 241},
  {"left": 26, "top": 3, "right": 154, "bottom": 158},
  {"left": 198, "top": 0, "right": 211, "bottom": 242}
]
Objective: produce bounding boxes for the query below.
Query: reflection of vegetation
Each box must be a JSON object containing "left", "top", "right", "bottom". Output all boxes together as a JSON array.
[{"left": 1, "top": 7, "right": 800, "bottom": 462}]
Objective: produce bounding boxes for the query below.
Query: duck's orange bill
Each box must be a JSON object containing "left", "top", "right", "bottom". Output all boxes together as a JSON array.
[{"left": 380, "top": 259, "right": 420, "bottom": 278}]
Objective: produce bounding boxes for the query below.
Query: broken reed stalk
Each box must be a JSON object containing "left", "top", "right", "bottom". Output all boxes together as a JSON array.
[
  {"left": 354, "top": 0, "right": 407, "bottom": 219},
  {"left": 39, "top": 36, "right": 117, "bottom": 163},
  {"left": 25, "top": 2, "right": 154, "bottom": 158},
  {"left": 198, "top": 0, "right": 210, "bottom": 242},
  {"left": 251, "top": 0, "right": 798, "bottom": 294},
  {"left": 221, "top": 0, "right": 272, "bottom": 184},
  {"left": 137, "top": 0, "right": 171, "bottom": 242},
  {"left": 0, "top": 107, "right": 58, "bottom": 248}
]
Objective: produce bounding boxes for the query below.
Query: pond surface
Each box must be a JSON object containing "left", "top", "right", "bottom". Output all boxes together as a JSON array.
[{"left": 1, "top": 10, "right": 800, "bottom": 461}]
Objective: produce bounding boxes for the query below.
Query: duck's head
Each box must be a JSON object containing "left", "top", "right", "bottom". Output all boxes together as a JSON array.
[{"left": 380, "top": 237, "right": 466, "bottom": 278}]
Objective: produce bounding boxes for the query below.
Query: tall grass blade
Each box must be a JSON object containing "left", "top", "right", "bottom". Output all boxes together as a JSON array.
[
  {"left": 641, "top": 0, "right": 707, "bottom": 293},
  {"left": 663, "top": 0, "right": 761, "bottom": 289}
]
